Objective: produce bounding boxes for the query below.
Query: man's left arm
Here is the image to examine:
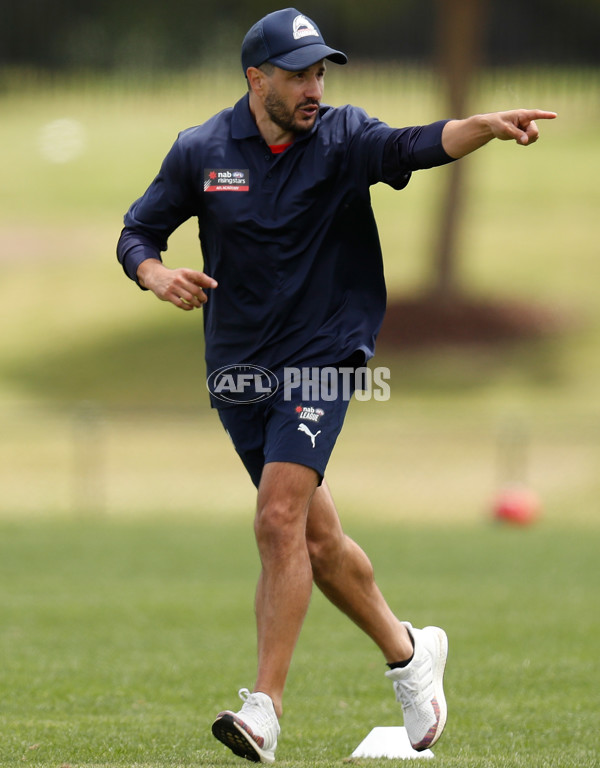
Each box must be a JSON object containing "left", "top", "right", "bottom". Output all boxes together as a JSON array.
[{"left": 442, "top": 109, "right": 557, "bottom": 159}]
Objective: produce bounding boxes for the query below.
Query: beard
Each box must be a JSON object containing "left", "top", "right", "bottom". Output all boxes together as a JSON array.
[{"left": 264, "top": 87, "right": 318, "bottom": 135}]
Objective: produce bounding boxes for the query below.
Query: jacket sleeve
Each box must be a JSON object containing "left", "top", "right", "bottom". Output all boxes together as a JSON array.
[
  {"left": 116, "top": 136, "right": 199, "bottom": 287},
  {"left": 382, "top": 119, "right": 456, "bottom": 189}
]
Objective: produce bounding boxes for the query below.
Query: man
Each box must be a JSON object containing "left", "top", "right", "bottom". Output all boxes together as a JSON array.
[{"left": 117, "top": 8, "right": 556, "bottom": 764}]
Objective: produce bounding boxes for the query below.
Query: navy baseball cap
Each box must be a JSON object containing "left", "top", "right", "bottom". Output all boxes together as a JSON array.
[{"left": 241, "top": 8, "right": 348, "bottom": 73}]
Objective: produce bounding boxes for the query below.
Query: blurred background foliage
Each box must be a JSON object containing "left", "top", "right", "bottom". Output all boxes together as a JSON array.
[{"left": 1, "top": 0, "right": 599, "bottom": 72}]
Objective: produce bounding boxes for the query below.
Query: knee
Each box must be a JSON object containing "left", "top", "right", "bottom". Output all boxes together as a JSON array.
[{"left": 254, "top": 500, "right": 305, "bottom": 553}]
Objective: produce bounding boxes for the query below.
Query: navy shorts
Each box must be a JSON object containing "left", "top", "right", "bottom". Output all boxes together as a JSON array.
[{"left": 217, "top": 364, "right": 357, "bottom": 488}]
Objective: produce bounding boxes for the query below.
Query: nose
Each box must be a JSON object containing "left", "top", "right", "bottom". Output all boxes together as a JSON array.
[{"left": 305, "top": 74, "right": 323, "bottom": 101}]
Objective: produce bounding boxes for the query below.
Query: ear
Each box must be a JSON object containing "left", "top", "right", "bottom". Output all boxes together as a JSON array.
[{"left": 246, "top": 66, "right": 266, "bottom": 95}]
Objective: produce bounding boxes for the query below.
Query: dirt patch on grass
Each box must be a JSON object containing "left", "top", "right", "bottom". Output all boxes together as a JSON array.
[{"left": 379, "top": 294, "right": 572, "bottom": 349}]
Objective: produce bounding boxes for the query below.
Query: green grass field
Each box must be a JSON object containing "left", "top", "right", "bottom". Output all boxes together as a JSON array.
[
  {"left": 1, "top": 67, "right": 599, "bottom": 766},
  {"left": 1, "top": 517, "right": 598, "bottom": 768}
]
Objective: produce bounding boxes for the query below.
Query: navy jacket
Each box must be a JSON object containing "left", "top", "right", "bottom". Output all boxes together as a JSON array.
[{"left": 117, "top": 94, "right": 453, "bottom": 385}]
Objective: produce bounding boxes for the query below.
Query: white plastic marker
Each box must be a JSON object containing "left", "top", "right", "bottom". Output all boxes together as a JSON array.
[{"left": 351, "top": 727, "right": 434, "bottom": 760}]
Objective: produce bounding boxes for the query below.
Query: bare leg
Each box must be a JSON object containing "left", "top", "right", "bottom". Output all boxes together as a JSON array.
[
  {"left": 306, "top": 480, "right": 413, "bottom": 663},
  {"left": 252, "top": 461, "right": 319, "bottom": 717}
]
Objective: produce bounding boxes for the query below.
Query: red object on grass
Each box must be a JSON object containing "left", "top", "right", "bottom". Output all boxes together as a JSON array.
[{"left": 493, "top": 486, "right": 540, "bottom": 525}]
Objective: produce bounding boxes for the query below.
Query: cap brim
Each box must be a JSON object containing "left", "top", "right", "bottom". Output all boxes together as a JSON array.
[{"left": 269, "top": 44, "right": 348, "bottom": 71}]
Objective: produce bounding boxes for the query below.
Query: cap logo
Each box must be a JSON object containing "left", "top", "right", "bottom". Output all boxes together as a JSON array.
[{"left": 292, "top": 14, "right": 319, "bottom": 40}]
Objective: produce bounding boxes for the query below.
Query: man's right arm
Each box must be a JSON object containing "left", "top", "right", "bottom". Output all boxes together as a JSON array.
[
  {"left": 136, "top": 257, "right": 218, "bottom": 311},
  {"left": 116, "top": 226, "right": 165, "bottom": 285},
  {"left": 116, "top": 135, "right": 200, "bottom": 289}
]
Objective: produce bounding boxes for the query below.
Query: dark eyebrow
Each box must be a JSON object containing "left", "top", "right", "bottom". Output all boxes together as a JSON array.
[{"left": 292, "top": 61, "right": 326, "bottom": 77}]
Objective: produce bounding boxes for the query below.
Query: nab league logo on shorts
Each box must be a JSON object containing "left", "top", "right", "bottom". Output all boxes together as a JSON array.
[
  {"left": 296, "top": 405, "right": 324, "bottom": 423},
  {"left": 207, "top": 364, "right": 278, "bottom": 404},
  {"left": 204, "top": 169, "right": 249, "bottom": 192}
]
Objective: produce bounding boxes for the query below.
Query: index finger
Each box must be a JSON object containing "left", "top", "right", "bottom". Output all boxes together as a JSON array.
[
  {"left": 184, "top": 269, "right": 219, "bottom": 290},
  {"left": 525, "top": 110, "right": 558, "bottom": 121}
]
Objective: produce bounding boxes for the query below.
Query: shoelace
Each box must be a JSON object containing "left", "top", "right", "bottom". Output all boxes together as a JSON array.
[
  {"left": 238, "top": 688, "right": 276, "bottom": 729},
  {"left": 393, "top": 675, "right": 421, "bottom": 709}
]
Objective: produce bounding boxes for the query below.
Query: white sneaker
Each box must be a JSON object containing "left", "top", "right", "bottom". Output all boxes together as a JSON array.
[
  {"left": 385, "top": 623, "right": 448, "bottom": 751},
  {"left": 212, "top": 688, "right": 280, "bottom": 763}
]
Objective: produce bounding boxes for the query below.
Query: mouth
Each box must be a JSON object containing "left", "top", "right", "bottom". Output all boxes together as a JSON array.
[{"left": 297, "top": 102, "right": 319, "bottom": 119}]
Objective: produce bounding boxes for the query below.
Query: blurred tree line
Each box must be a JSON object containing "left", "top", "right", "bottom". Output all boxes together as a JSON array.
[
  {"left": 2, "top": 0, "right": 599, "bottom": 71},
  {"left": 2, "top": 0, "right": 597, "bottom": 315}
]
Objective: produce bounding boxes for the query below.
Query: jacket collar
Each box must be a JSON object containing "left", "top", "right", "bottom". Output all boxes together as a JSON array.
[{"left": 231, "top": 94, "right": 261, "bottom": 139}]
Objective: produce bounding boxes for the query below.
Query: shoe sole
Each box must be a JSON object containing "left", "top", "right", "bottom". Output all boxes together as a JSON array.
[
  {"left": 212, "top": 712, "right": 275, "bottom": 764},
  {"left": 418, "top": 625, "right": 448, "bottom": 751}
]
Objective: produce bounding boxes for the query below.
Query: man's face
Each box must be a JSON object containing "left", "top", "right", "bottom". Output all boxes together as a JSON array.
[{"left": 262, "top": 61, "right": 326, "bottom": 135}]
